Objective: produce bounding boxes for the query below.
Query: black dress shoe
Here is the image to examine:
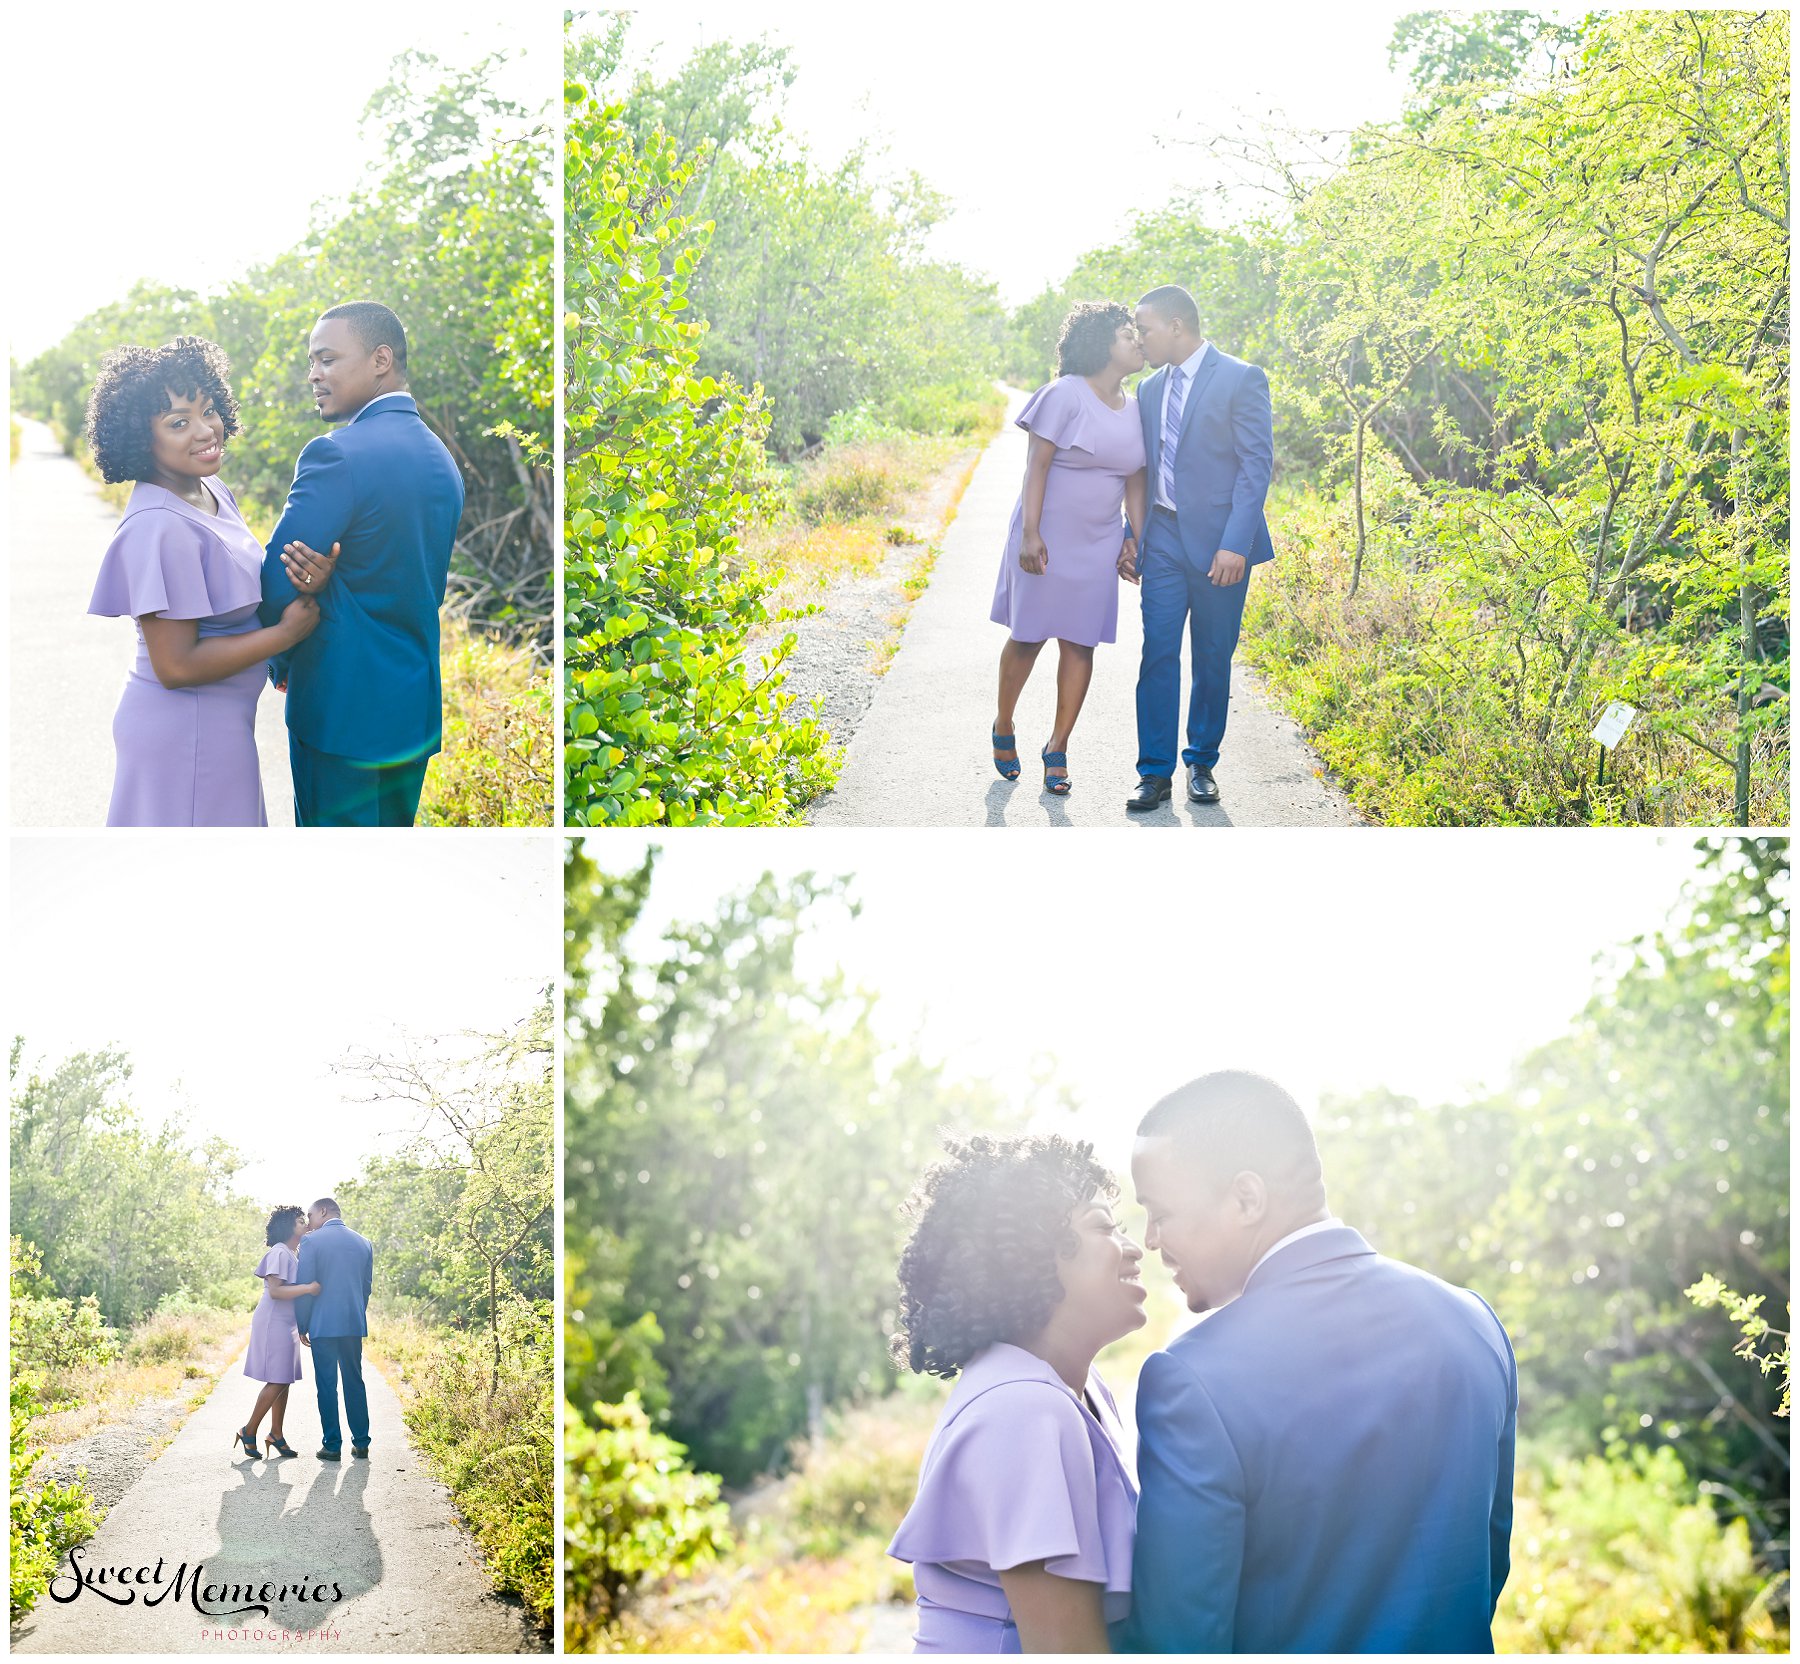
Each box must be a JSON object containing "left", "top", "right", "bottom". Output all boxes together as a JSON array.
[
  {"left": 1126, "top": 776, "right": 1172, "bottom": 812},
  {"left": 318, "top": 1446, "right": 342, "bottom": 1462},
  {"left": 351, "top": 1445, "right": 370, "bottom": 1458},
  {"left": 1188, "top": 765, "right": 1220, "bottom": 804}
]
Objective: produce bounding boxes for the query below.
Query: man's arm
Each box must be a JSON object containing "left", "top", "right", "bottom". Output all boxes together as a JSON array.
[
  {"left": 362, "top": 1240, "right": 373, "bottom": 1310},
  {"left": 1220, "top": 364, "right": 1274, "bottom": 565},
  {"left": 1490, "top": 1323, "right": 1519, "bottom": 1614},
  {"left": 1129, "top": 1350, "right": 1246, "bottom": 1652},
  {"left": 259, "top": 437, "right": 354, "bottom": 627},
  {"left": 293, "top": 1236, "right": 318, "bottom": 1337}
]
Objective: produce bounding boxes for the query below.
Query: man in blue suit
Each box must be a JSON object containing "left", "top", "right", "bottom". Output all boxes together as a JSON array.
[
  {"left": 294, "top": 1197, "right": 376, "bottom": 1462},
  {"left": 1125, "top": 286, "right": 1275, "bottom": 812},
  {"left": 1128, "top": 1071, "right": 1516, "bottom": 1652},
  {"left": 259, "top": 301, "right": 466, "bottom": 826}
]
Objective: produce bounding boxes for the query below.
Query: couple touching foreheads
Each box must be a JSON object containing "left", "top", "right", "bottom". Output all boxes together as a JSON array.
[
  {"left": 990, "top": 284, "right": 1272, "bottom": 810},
  {"left": 887, "top": 1071, "right": 1518, "bottom": 1654}
]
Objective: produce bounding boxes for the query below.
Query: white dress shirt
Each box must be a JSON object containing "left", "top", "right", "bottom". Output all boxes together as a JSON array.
[
  {"left": 1155, "top": 341, "right": 1212, "bottom": 509},
  {"left": 351, "top": 389, "right": 412, "bottom": 422},
  {"left": 1247, "top": 1215, "right": 1344, "bottom": 1282}
]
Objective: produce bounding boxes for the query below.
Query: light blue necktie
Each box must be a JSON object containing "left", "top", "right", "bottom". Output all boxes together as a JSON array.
[{"left": 1159, "top": 365, "right": 1187, "bottom": 507}]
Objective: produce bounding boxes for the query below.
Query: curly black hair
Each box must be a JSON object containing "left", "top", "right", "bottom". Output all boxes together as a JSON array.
[
  {"left": 84, "top": 336, "right": 240, "bottom": 485},
  {"left": 891, "top": 1133, "right": 1118, "bottom": 1379},
  {"left": 1056, "top": 301, "right": 1134, "bottom": 378},
  {"left": 264, "top": 1205, "right": 307, "bottom": 1249}
]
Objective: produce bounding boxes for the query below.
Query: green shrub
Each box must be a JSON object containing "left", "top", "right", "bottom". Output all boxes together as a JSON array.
[
  {"left": 792, "top": 447, "right": 901, "bottom": 525},
  {"left": 375, "top": 1309, "right": 554, "bottom": 1628},
  {"left": 564, "top": 1393, "right": 732, "bottom": 1649},
  {"left": 563, "top": 82, "right": 835, "bottom": 826},
  {"left": 10, "top": 1239, "right": 120, "bottom": 1409},
  {"left": 10, "top": 1375, "right": 97, "bottom": 1621},
  {"left": 421, "top": 617, "right": 553, "bottom": 827},
  {"left": 1496, "top": 1447, "right": 1789, "bottom": 1652},
  {"left": 774, "top": 1398, "right": 934, "bottom": 1560}
]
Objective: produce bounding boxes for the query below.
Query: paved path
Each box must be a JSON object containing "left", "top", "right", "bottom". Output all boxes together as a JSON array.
[
  {"left": 809, "top": 391, "right": 1358, "bottom": 828},
  {"left": 9, "top": 418, "right": 293, "bottom": 827},
  {"left": 11, "top": 1343, "right": 541, "bottom": 1655}
]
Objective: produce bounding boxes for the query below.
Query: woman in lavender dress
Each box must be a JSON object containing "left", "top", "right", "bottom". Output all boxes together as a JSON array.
[
  {"left": 991, "top": 304, "right": 1148, "bottom": 795},
  {"left": 235, "top": 1206, "right": 321, "bottom": 1460},
  {"left": 85, "top": 338, "right": 336, "bottom": 826},
  {"left": 888, "top": 1135, "right": 1146, "bottom": 1653}
]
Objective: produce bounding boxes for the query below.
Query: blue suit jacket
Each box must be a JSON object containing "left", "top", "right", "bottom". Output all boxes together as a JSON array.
[
  {"left": 259, "top": 394, "right": 465, "bottom": 763},
  {"left": 1136, "top": 349, "right": 1275, "bottom": 572},
  {"left": 293, "top": 1219, "right": 374, "bottom": 1341},
  {"left": 1130, "top": 1226, "right": 1516, "bottom": 1654}
]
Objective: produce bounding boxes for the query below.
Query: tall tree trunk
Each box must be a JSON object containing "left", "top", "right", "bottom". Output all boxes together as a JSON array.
[
  {"left": 1731, "top": 426, "right": 1756, "bottom": 826},
  {"left": 1349, "top": 414, "right": 1369, "bottom": 602}
]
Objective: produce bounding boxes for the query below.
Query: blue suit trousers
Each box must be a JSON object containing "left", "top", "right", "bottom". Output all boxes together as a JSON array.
[
  {"left": 290, "top": 736, "right": 429, "bottom": 827},
  {"left": 310, "top": 1335, "right": 370, "bottom": 1451},
  {"left": 1135, "top": 511, "right": 1250, "bottom": 778}
]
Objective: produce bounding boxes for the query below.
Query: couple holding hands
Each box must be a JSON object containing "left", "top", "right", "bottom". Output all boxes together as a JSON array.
[{"left": 991, "top": 284, "right": 1273, "bottom": 810}]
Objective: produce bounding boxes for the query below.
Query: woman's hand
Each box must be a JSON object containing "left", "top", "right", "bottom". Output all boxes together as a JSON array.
[
  {"left": 1117, "top": 537, "right": 1140, "bottom": 584},
  {"left": 1019, "top": 528, "right": 1050, "bottom": 576},
  {"left": 275, "top": 596, "right": 321, "bottom": 648},
  {"left": 280, "top": 539, "right": 340, "bottom": 595},
  {"left": 303, "top": 1281, "right": 321, "bottom": 1295}
]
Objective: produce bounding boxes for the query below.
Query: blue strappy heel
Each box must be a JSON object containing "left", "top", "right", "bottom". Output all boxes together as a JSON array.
[
  {"left": 992, "top": 731, "right": 1021, "bottom": 781},
  {"left": 1041, "top": 746, "right": 1071, "bottom": 796}
]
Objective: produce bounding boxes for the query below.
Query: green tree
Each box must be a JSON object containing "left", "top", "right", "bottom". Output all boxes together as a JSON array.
[{"left": 564, "top": 848, "right": 1017, "bottom": 1483}]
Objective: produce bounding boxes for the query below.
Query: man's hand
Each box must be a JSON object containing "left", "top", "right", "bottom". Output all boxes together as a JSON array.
[
  {"left": 1210, "top": 547, "right": 1248, "bottom": 586},
  {"left": 299, "top": 1333, "right": 311, "bottom": 1349},
  {"left": 1118, "top": 537, "right": 1140, "bottom": 584},
  {"left": 1018, "top": 529, "right": 1049, "bottom": 576}
]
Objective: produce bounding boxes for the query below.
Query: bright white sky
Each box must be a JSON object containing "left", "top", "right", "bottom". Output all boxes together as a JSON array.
[
  {"left": 582, "top": 830, "right": 1709, "bottom": 1176},
  {"left": 612, "top": 0, "right": 1429, "bottom": 300},
  {"left": 5, "top": 7, "right": 557, "bottom": 358},
  {"left": 10, "top": 836, "right": 557, "bottom": 1203}
]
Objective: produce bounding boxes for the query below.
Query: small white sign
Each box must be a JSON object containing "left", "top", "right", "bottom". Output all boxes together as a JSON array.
[{"left": 1591, "top": 701, "right": 1637, "bottom": 749}]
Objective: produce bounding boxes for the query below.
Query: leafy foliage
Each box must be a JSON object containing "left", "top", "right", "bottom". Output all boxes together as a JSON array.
[
  {"left": 563, "top": 1394, "right": 733, "bottom": 1649},
  {"left": 563, "top": 845, "right": 1017, "bottom": 1486},
  {"left": 1322, "top": 837, "right": 1789, "bottom": 1536},
  {"left": 562, "top": 49, "right": 834, "bottom": 826},
  {"left": 8, "top": 1044, "right": 262, "bottom": 1326},
  {"left": 9, "top": 1239, "right": 101, "bottom": 1622},
  {"left": 1495, "top": 1446, "right": 1788, "bottom": 1652}
]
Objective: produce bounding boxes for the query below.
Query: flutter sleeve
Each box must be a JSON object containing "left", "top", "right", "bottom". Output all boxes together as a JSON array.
[
  {"left": 89, "top": 506, "right": 260, "bottom": 621},
  {"left": 253, "top": 1247, "right": 286, "bottom": 1280},
  {"left": 888, "top": 1380, "right": 1124, "bottom": 1588},
  {"left": 1015, "top": 376, "right": 1097, "bottom": 456}
]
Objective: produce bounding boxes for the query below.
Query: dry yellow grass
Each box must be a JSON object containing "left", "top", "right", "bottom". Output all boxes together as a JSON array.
[{"left": 33, "top": 1309, "right": 246, "bottom": 1450}]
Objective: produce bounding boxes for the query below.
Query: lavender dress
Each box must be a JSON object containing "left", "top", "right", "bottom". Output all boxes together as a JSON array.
[
  {"left": 87, "top": 479, "right": 269, "bottom": 826},
  {"left": 990, "top": 377, "right": 1147, "bottom": 648},
  {"left": 888, "top": 1343, "right": 1137, "bottom": 1653},
  {"left": 245, "top": 1243, "right": 304, "bottom": 1385}
]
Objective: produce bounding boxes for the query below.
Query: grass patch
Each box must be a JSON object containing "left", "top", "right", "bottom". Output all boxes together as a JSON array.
[
  {"left": 31, "top": 1306, "right": 245, "bottom": 1451},
  {"left": 1241, "top": 487, "right": 1786, "bottom": 826},
  {"left": 366, "top": 1307, "right": 554, "bottom": 1632},
  {"left": 420, "top": 617, "right": 553, "bottom": 826}
]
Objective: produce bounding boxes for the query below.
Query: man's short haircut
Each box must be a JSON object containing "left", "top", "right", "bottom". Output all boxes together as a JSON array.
[
  {"left": 318, "top": 301, "right": 408, "bottom": 371},
  {"left": 311, "top": 1196, "right": 343, "bottom": 1219},
  {"left": 1137, "top": 1070, "right": 1324, "bottom": 1196},
  {"left": 1138, "top": 283, "right": 1202, "bottom": 335}
]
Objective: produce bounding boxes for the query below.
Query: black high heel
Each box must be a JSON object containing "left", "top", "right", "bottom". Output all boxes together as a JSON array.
[
  {"left": 234, "top": 1425, "right": 260, "bottom": 1458},
  {"left": 265, "top": 1436, "right": 297, "bottom": 1458}
]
